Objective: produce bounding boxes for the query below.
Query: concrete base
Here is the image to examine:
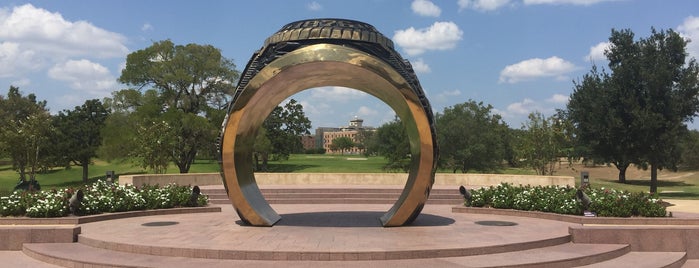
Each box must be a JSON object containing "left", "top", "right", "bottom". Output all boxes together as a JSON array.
[{"left": 118, "top": 172, "right": 574, "bottom": 187}]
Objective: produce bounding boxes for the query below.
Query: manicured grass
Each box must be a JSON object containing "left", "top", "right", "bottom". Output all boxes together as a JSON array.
[
  {"left": 264, "top": 155, "right": 388, "bottom": 173},
  {"left": 584, "top": 177, "right": 699, "bottom": 199},
  {"left": 2, "top": 155, "right": 698, "bottom": 200}
]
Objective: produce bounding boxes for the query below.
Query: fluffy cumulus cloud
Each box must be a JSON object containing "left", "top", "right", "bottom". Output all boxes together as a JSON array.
[
  {"left": 585, "top": 41, "right": 610, "bottom": 62},
  {"left": 547, "top": 93, "right": 568, "bottom": 104},
  {"left": 411, "top": 58, "right": 431, "bottom": 73},
  {"left": 0, "top": 4, "right": 128, "bottom": 59},
  {"left": 678, "top": 16, "right": 699, "bottom": 62},
  {"left": 307, "top": 1, "right": 322, "bottom": 11},
  {"left": 356, "top": 106, "right": 379, "bottom": 118},
  {"left": 412, "top": 0, "right": 441, "bottom": 17},
  {"left": 0, "top": 3, "right": 127, "bottom": 99},
  {"left": 506, "top": 98, "right": 538, "bottom": 115},
  {"left": 498, "top": 56, "right": 577, "bottom": 83},
  {"left": 458, "top": 0, "right": 512, "bottom": 12},
  {"left": 393, "top": 21, "right": 463, "bottom": 56},
  {"left": 309, "top": 86, "right": 369, "bottom": 102},
  {"left": 48, "top": 59, "right": 117, "bottom": 96},
  {"left": 0, "top": 41, "right": 43, "bottom": 77}
]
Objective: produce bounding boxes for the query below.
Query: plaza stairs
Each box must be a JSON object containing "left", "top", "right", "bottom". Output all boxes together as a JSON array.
[
  {"left": 9, "top": 185, "right": 699, "bottom": 267},
  {"left": 201, "top": 185, "right": 467, "bottom": 205}
]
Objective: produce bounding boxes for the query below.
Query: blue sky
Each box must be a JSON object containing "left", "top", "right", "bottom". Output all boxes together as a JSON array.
[{"left": 1, "top": 0, "right": 698, "bottom": 129}]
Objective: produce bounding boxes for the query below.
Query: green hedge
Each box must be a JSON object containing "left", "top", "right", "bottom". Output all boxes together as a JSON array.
[
  {"left": 466, "top": 183, "right": 666, "bottom": 217},
  {"left": 0, "top": 180, "right": 208, "bottom": 218}
]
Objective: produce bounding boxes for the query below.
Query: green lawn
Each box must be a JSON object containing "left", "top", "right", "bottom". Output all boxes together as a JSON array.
[
  {"left": 2, "top": 155, "right": 698, "bottom": 200},
  {"left": 583, "top": 177, "right": 699, "bottom": 199}
]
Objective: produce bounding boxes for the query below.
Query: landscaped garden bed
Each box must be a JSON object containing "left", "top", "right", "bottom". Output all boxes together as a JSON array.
[
  {"left": 0, "top": 180, "right": 208, "bottom": 218},
  {"left": 465, "top": 183, "right": 667, "bottom": 217}
]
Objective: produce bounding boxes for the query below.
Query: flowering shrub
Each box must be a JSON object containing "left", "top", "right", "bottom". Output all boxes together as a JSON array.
[
  {"left": 0, "top": 181, "right": 208, "bottom": 218},
  {"left": 466, "top": 183, "right": 666, "bottom": 217}
]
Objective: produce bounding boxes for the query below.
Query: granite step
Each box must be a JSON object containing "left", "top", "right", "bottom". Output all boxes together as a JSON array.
[
  {"left": 202, "top": 187, "right": 465, "bottom": 205},
  {"left": 575, "top": 251, "right": 687, "bottom": 268},
  {"left": 22, "top": 242, "right": 634, "bottom": 268}
]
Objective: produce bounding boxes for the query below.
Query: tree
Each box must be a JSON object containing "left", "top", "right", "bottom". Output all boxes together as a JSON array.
[
  {"left": 568, "top": 66, "right": 636, "bottom": 182},
  {"left": 679, "top": 130, "right": 699, "bottom": 170},
  {"left": 0, "top": 86, "right": 52, "bottom": 186},
  {"left": 262, "top": 99, "right": 311, "bottom": 159},
  {"left": 331, "top": 137, "right": 355, "bottom": 155},
  {"left": 515, "top": 112, "right": 562, "bottom": 175},
  {"left": 53, "top": 99, "right": 110, "bottom": 182},
  {"left": 435, "top": 100, "right": 509, "bottom": 173},
  {"left": 568, "top": 28, "right": 699, "bottom": 193},
  {"left": 117, "top": 40, "right": 239, "bottom": 173},
  {"left": 371, "top": 117, "right": 410, "bottom": 171},
  {"left": 355, "top": 129, "right": 376, "bottom": 156},
  {"left": 131, "top": 120, "right": 175, "bottom": 173},
  {"left": 253, "top": 127, "right": 273, "bottom": 171}
]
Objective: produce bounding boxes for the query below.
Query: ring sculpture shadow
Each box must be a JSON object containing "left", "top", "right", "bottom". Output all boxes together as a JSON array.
[{"left": 219, "top": 18, "right": 438, "bottom": 227}]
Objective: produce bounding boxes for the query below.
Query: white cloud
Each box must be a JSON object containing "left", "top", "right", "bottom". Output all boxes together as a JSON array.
[
  {"left": 356, "top": 106, "right": 379, "bottom": 118},
  {"left": 141, "top": 23, "right": 153, "bottom": 32},
  {"left": 506, "top": 98, "right": 538, "bottom": 115},
  {"left": 309, "top": 86, "right": 369, "bottom": 102},
  {"left": 0, "top": 4, "right": 128, "bottom": 59},
  {"left": 458, "top": 0, "right": 512, "bottom": 12},
  {"left": 523, "top": 0, "right": 619, "bottom": 5},
  {"left": 411, "top": 58, "right": 431, "bottom": 73},
  {"left": 393, "top": 21, "right": 463, "bottom": 56},
  {"left": 48, "top": 59, "right": 116, "bottom": 96},
  {"left": 307, "top": 1, "right": 322, "bottom": 11},
  {"left": 585, "top": 41, "right": 610, "bottom": 62},
  {"left": 412, "top": 0, "right": 441, "bottom": 17},
  {"left": 678, "top": 16, "right": 699, "bottom": 62},
  {"left": 547, "top": 93, "right": 568, "bottom": 104},
  {"left": 0, "top": 41, "right": 43, "bottom": 77},
  {"left": 11, "top": 77, "right": 31, "bottom": 87},
  {"left": 498, "top": 56, "right": 577, "bottom": 83},
  {"left": 434, "top": 89, "right": 462, "bottom": 103}
]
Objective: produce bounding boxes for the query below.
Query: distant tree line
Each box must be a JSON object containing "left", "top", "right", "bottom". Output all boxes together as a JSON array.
[{"left": 1, "top": 27, "right": 698, "bottom": 195}]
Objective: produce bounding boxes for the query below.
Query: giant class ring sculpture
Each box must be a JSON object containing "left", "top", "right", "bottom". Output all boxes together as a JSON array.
[{"left": 219, "top": 18, "right": 438, "bottom": 227}]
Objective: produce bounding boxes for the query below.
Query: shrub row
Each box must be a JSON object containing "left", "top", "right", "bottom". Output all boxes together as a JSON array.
[
  {"left": 0, "top": 180, "right": 208, "bottom": 218},
  {"left": 466, "top": 183, "right": 666, "bottom": 217}
]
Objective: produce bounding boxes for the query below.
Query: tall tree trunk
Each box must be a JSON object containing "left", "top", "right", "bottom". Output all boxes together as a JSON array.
[
  {"left": 613, "top": 161, "right": 629, "bottom": 183},
  {"left": 650, "top": 164, "right": 658, "bottom": 194},
  {"left": 177, "top": 149, "right": 197, "bottom": 173},
  {"left": 82, "top": 162, "right": 89, "bottom": 183},
  {"left": 617, "top": 165, "right": 627, "bottom": 183},
  {"left": 261, "top": 152, "right": 269, "bottom": 171},
  {"left": 253, "top": 153, "right": 259, "bottom": 171}
]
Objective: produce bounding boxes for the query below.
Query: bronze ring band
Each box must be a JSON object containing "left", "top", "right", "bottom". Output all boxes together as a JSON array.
[{"left": 219, "top": 19, "right": 438, "bottom": 227}]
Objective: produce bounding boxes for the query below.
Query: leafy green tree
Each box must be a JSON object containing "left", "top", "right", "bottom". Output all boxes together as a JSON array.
[
  {"left": 253, "top": 127, "right": 273, "bottom": 171},
  {"left": 355, "top": 129, "right": 376, "bottom": 156},
  {"left": 679, "top": 130, "right": 699, "bottom": 170},
  {"left": 53, "top": 99, "right": 110, "bottom": 182},
  {"left": 119, "top": 40, "right": 238, "bottom": 115},
  {"left": 262, "top": 99, "right": 311, "bottom": 159},
  {"left": 0, "top": 86, "right": 52, "bottom": 185},
  {"left": 117, "top": 40, "right": 239, "bottom": 173},
  {"left": 569, "top": 28, "right": 699, "bottom": 193},
  {"left": 568, "top": 66, "right": 636, "bottom": 182},
  {"left": 515, "top": 112, "right": 562, "bottom": 175},
  {"left": 131, "top": 120, "right": 175, "bottom": 173},
  {"left": 435, "top": 100, "right": 509, "bottom": 173},
  {"left": 372, "top": 117, "right": 410, "bottom": 171},
  {"left": 331, "top": 137, "right": 355, "bottom": 155}
]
